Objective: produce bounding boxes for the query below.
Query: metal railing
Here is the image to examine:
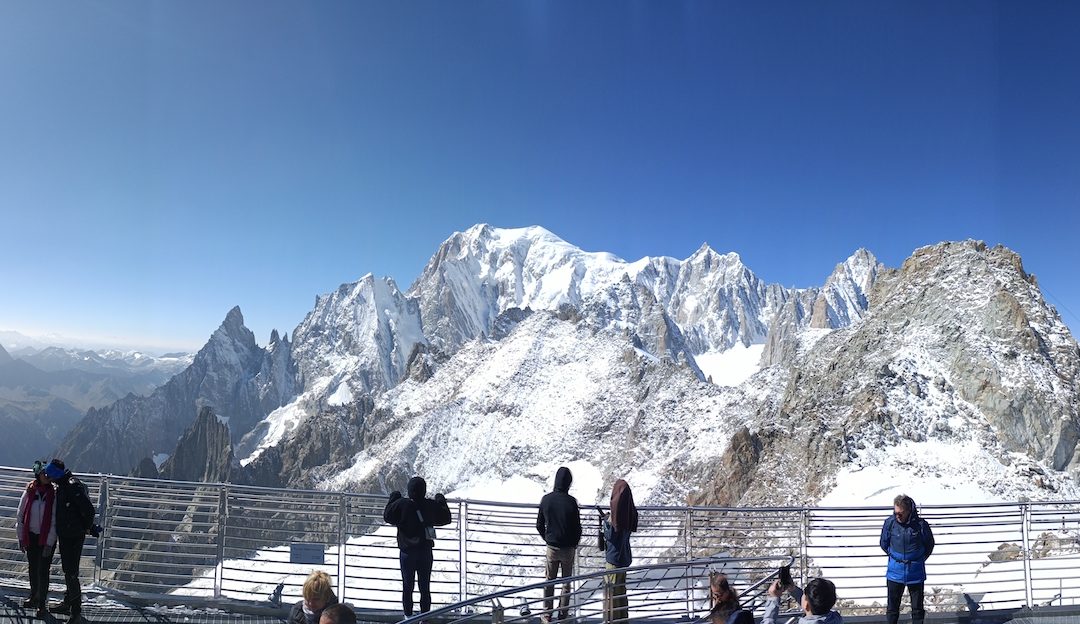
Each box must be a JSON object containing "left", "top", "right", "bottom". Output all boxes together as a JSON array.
[
  {"left": 3, "top": 466, "right": 1080, "bottom": 616},
  {"left": 398, "top": 554, "right": 796, "bottom": 624}
]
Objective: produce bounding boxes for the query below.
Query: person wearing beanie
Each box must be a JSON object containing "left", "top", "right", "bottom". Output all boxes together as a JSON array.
[
  {"left": 536, "top": 466, "right": 582, "bottom": 624},
  {"left": 43, "top": 459, "right": 96, "bottom": 624},
  {"left": 15, "top": 460, "right": 57, "bottom": 617},
  {"left": 383, "top": 476, "right": 452, "bottom": 618}
]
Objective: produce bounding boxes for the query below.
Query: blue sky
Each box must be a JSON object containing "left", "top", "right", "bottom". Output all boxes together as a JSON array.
[{"left": 1, "top": 2, "right": 1078, "bottom": 352}]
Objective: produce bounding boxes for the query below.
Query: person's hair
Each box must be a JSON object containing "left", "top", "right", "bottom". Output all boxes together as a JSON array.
[
  {"left": 804, "top": 577, "right": 837, "bottom": 615},
  {"left": 319, "top": 603, "right": 357, "bottom": 624},
  {"left": 303, "top": 570, "right": 334, "bottom": 605},
  {"left": 709, "top": 572, "right": 739, "bottom": 611},
  {"left": 893, "top": 494, "right": 914, "bottom": 512}
]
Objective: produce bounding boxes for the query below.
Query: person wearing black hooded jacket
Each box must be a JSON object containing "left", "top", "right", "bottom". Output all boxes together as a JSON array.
[
  {"left": 383, "top": 476, "right": 452, "bottom": 618},
  {"left": 42, "top": 459, "right": 95, "bottom": 624},
  {"left": 536, "top": 466, "right": 582, "bottom": 623}
]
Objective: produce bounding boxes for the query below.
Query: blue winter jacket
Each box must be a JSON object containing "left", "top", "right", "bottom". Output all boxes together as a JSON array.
[
  {"left": 604, "top": 517, "right": 632, "bottom": 568},
  {"left": 880, "top": 507, "right": 935, "bottom": 584}
]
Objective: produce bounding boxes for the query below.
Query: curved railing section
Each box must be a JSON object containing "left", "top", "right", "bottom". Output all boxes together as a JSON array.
[{"left": 397, "top": 554, "right": 796, "bottom": 624}]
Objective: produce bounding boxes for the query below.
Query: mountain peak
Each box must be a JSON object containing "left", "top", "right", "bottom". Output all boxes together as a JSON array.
[
  {"left": 0, "top": 343, "right": 11, "bottom": 365},
  {"left": 223, "top": 305, "right": 244, "bottom": 328},
  {"left": 205, "top": 306, "right": 256, "bottom": 353}
]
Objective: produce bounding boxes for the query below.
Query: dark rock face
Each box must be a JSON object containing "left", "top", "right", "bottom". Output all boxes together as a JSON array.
[
  {"left": 54, "top": 307, "right": 296, "bottom": 475},
  {"left": 158, "top": 406, "right": 235, "bottom": 483},
  {"left": 243, "top": 396, "right": 376, "bottom": 489},
  {"left": 687, "top": 426, "right": 764, "bottom": 507}
]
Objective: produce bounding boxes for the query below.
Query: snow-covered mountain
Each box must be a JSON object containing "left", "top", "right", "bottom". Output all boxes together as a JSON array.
[
  {"left": 56, "top": 226, "right": 1080, "bottom": 514},
  {"left": 18, "top": 346, "right": 192, "bottom": 377},
  {"left": 237, "top": 225, "right": 879, "bottom": 465},
  {"left": 0, "top": 343, "right": 192, "bottom": 467},
  {"left": 411, "top": 225, "right": 811, "bottom": 356},
  {"left": 245, "top": 236, "right": 1080, "bottom": 512}
]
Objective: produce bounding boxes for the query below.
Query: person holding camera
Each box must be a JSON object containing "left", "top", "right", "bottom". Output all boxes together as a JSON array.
[
  {"left": 880, "top": 494, "right": 934, "bottom": 624},
  {"left": 15, "top": 460, "right": 57, "bottom": 618},
  {"left": 536, "top": 466, "right": 582, "bottom": 624},
  {"left": 383, "top": 476, "right": 452, "bottom": 619},
  {"left": 762, "top": 575, "right": 842, "bottom": 624},
  {"left": 42, "top": 459, "right": 97, "bottom": 624}
]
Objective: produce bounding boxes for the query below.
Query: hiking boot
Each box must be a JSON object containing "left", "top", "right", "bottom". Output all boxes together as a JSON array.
[
  {"left": 22, "top": 597, "right": 37, "bottom": 608},
  {"left": 50, "top": 601, "right": 72, "bottom": 614},
  {"left": 35, "top": 607, "right": 48, "bottom": 619}
]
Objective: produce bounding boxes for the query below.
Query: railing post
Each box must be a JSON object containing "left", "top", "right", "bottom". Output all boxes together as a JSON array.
[
  {"left": 684, "top": 508, "right": 693, "bottom": 618},
  {"left": 799, "top": 509, "right": 809, "bottom": 587},
  {"left": 93, "top": 475, "right": 109, "bottom": 585},
  {"left": 214, "top": 485, "right": 228, "bottom": 600},
  {"left": 338, "top": 494, "right": 348, "bottom": 603},
  {"left": 459, "top": 500, "right": 468, "bottom": 605},
  {"left": 1021, "top": 503, "right": 1033, "bottom": 607}
]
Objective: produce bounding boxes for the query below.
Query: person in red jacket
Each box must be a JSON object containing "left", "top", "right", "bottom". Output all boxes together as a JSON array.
[{"left": 15, "top": 460, "right": 56, "bottom": 618}]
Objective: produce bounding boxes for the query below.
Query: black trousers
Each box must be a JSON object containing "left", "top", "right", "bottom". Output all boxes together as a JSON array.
[
  {"left": 26, "top": 533, "right": 54, "bottom": 609},
  {"left": 399, "top": 546, "right": 434, "bottom": 616},
  {"left": 887, "top": 579, "right": 925, "bottom": 624},
  {"left": 58, "top": 533, "right": 86, "bottom": 613}
]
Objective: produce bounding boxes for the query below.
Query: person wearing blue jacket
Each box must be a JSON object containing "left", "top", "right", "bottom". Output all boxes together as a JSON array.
[
  {"left": 603, "top": 479, "right": 637, "bottom": 624},
  {"left": 880, "top": 494, "right": 934, "bottom": 624}
]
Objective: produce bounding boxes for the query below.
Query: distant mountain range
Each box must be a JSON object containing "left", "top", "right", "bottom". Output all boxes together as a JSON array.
[
  {"left": 0, "top": 343, "right": 192, "bottom": 466},
  {"left": 40, "top": 226, "right": 1080, "bottom": 511}
]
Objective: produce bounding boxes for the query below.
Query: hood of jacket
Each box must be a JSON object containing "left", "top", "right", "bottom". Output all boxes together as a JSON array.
[
  {"left": 407, "top": 476, "right": 427, "bottom": 500},
  {"left": 554, "top": 467, "right": 572, "bottom": 493},
  {"left": 801, "top": 610, "right": 843, "bottom": 624}
]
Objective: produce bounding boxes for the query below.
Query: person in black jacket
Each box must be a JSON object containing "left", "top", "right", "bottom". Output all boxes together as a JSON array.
[
  {"left": 536, "top": 466, "right": 582, "bottom": 623},
  {"left": 383, "top": 476, "right": 452, "bottom": 618},
  {"left": 42, "top": 459, "right": 95, "bottom": 624}
]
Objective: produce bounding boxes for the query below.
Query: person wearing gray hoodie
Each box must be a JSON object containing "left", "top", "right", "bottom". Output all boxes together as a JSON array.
[{"left": 761, "top": 577, "right": 843, "bottom": 624}]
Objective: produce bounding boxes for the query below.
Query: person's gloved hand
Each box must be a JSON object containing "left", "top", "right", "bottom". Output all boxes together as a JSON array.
[
  {"left": 434, "top": 493, "right": 446, "bottom": 504},
  {"left": 388, "top": 491, "right": 402, "bottom": 503}
]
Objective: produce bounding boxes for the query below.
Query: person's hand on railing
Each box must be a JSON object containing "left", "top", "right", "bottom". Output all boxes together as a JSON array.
[{"left": 388, "top": 490, "right": 402, "bottom": 502}]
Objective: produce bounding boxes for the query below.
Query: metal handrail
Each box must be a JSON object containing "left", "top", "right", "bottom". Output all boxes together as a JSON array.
[{"left": 399, "top": 555, "right": 795, "bottom": 624}]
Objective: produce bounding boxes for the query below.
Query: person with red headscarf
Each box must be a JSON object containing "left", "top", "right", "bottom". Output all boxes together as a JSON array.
[
  {"left": 603, "top": 479, "right": 637, "bottom": 624},
  {"left": 15, "top": 460, "right": 57, "bottom": 618}
]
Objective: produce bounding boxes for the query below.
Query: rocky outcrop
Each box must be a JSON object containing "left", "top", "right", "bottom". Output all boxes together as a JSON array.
[
  {"left": 158, "top": 406, "right": 235, "bottom": 483},
  {"left": 243, "top": 396, "right": 376, "bottom": 489},
  {"left": 54, "top": 307, "right": 296, "bottom": 475},
  {"left": 695, "top": 241, "right": 1080, "bottom": 508}
]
